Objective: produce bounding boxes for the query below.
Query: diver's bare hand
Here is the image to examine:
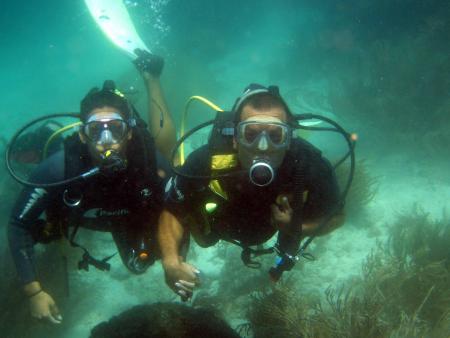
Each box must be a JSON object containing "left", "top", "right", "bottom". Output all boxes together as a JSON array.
[
  {"left": 162, "top": 258, "right": 200, "bottom": 300},
  {"left": 271, "top": 196, "right": 293, "bottom": 228},
  {"left": 29, "top": 291, "right": 62, "bottom": 324}
]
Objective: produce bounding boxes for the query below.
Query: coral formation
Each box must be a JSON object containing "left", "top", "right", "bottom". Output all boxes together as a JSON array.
[
  {"left": 244, "top": 207, "right": 450, "bottom": 338},
  {"left": 90, "top": 302, "right": 240, "bottom": 338},
  {"left": 243, "top": 281, "right": 312, "bottom": 338}
]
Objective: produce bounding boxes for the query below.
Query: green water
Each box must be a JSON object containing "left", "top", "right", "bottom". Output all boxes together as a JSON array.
[{"left": 0, "top": 1, "right": 449, "bottom": 337}]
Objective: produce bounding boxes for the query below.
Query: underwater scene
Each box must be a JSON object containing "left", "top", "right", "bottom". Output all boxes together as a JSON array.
[{"left": 1, "top": 0, "right": 449, "bottom": 337}]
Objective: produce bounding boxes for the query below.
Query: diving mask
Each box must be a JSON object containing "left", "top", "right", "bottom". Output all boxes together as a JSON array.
[
  {"left": 237, "top": 120, "right": 290, "bottom": 149},
  {"left": 83, "top": 112, "right": 128, "bottom": 145},
  {"left": 237, "top": 117, "right": 291, "bottom": 186}
]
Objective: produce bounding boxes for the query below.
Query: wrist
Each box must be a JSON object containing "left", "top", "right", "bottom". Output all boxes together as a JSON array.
[
  {"left": 27, "top": 289, "right": 44, "bottom": 298},
  {"left": 23, "top": 281, "right": 42, "bottom": 297},
  {"left": 162, "top": 256, "right": 180, "bottom": 269},
  {"left": 24, "top": 280, "right": 41, "bottom": 293}
]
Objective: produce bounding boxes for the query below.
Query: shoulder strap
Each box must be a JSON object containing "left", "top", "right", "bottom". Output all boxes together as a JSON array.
[
  {"left": 276, "top": 138, "right": 308, "bottom": 256},
  {"left": 208, "top": 111, "right": 235, "bottom": 157},
  {"left": 126, "top": 120, "right": 162, "bottom": 208},
  {"left": 206, "top": 111, "right": 238, "bottom": 200}
]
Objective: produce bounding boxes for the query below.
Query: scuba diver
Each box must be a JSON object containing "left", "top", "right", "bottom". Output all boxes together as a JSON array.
[
  {"left": 7, "top": 50, "right": 174, "bottom": 324},
  {"left": 158, "top": 84, "right": 349, "bottom": 300}
]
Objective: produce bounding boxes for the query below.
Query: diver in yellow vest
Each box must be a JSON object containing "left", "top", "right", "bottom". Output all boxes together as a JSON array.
[{"left": 158, "top": 84, "right": 348, "bottom": 299}]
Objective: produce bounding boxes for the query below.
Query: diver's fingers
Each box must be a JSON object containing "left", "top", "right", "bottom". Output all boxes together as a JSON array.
[
  {"left": 49, "top": 303, "right": 63, "bottom": 323},
  {"left": 177, "top": 289, "right": 192, "bottom": 302},
  {"left": 46, "top": 313, "right": 62, "bottom": 324},
  {"left": 271, "top": 204, "right": 283, "bottom": 217},
  {"left": 175, "top": 280, "right": 195, "bottom": 292},
  {"left": 280, "top": 196, "right": 292, "bottom": 212},
  {"left": 187, "top": 264, "right": 200, "bottom": 274},
  {"left": 49, "top": 302, "right": 60, "bottom": 316},
  {"left": 190, "top": 266, "right": 201, "bottom": 281},
  {"left": 37, "top": 310, "right": 61, "bottom": 324},
  {"left": 181, "top": 263, "right": 200, "bottom": 280},
  {"left": 175, "top": 282, "right": 191, "bottom": 292},
  {"left": 179, "top": 279, "right": 196, "bottom": 289},
  {"left": 271, "top": 203, "right": 279, "bottom": 213}
]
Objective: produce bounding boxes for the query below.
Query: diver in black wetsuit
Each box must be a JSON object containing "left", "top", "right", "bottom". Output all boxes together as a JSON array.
[
  {"left": 158, "top": 84, "right": 347, "bottom": 300},
  {"left": 7, "top": 50, "right": 174, "bottom": 324}
]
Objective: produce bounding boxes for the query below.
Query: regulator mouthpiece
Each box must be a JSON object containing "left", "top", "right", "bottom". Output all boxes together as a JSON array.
[
  {"left": 100, "top": 150, "right": 126, "bottom": 175},
  {"left": 249, "top": 161, "right": 274, "bottom": 186}
]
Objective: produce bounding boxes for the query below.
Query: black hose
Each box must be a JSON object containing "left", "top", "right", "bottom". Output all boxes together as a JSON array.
[
  {"left": 5, "top": 113, "right": 100, "bottom": 188},
  {"left": 292, "top": 114, "right": 356, "bottom": 255},
  {"left": 294, "top": 113, "right": 356, "bottom": 199}
]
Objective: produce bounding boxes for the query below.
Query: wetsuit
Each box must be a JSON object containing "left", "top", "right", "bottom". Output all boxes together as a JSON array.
[
  {"left": 165, "top": 138, "right": 340, "bottom": 250},
  {"left": 8, "top": 139, "right": 169, "bottom": 286}
]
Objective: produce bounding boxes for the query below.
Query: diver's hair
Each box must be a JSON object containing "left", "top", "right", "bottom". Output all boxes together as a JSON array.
[
  {"left": 236, "top": 92, "right": 292, "bottom": 123},
  {"left": 80, "top": 87, "right": 131, "bottom": 122}
]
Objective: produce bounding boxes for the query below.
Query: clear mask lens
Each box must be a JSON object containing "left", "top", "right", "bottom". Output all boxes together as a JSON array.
[
  {"left": 84, "top": 119, "right": 128, "bottom": 145},
  {"left": 238, "top": 122, "right": 289, "bottom": 147}
]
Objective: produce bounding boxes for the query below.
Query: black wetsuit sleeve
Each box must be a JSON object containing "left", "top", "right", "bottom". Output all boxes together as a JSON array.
[
  {"left": 164, "top": 146, "right": 210, "bottom": 217},
  {"left": 8, "top": 151, "right": 64, "bottom": 285},
  {"left": 303, "top": 152, "right": 341, "bottom": 221}
]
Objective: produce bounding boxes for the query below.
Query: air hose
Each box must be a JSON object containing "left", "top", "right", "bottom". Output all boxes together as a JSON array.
[{"left": 5, "top": 113, "right": 99, "bottom": 188}]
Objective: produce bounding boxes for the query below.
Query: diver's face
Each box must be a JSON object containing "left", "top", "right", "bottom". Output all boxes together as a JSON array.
[
  {"left": 79, "top": 106, "right": 132, "bottom": 161},
  {"left": 235, "top": 104, "right": 291, "bottom": 186},
  {"left": 235, "top": 104, "right": 290, "bottom": 165}
]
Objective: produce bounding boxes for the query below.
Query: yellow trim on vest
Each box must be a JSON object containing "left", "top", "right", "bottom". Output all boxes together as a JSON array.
[
  {"left": 208, "top": 153, "right": 237, "bottom": 200},
  {"left": 303, "top": 190, "right": 309, "bottom": 203},
  {"left": 205, "top": 202, "right": 218, "bottom": 213},
  {"left": 211, "top": 154, "right": 238, "bottom": 170},
  {"left": 209, "top": 179, "right": 228, "bottom": 200}
]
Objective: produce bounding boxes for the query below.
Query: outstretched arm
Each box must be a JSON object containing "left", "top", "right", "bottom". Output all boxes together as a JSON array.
[
  {"left": 134, "top": 49, "right": 177, "bottom": 163},
  {"left": 158, "top": 210, "right": 199, "bottom": 299},
  {"left": 158, "top": 148, "right": 211, "bottom": 297},
  {"left": 9, "top": 191, "right": 62, "bottom": 324},
  {"left": 8, "top": 152, "right": 65, "bottom": 324},
  {"left": 158, "top": 210, "right": 184, "bottom": 267}
]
